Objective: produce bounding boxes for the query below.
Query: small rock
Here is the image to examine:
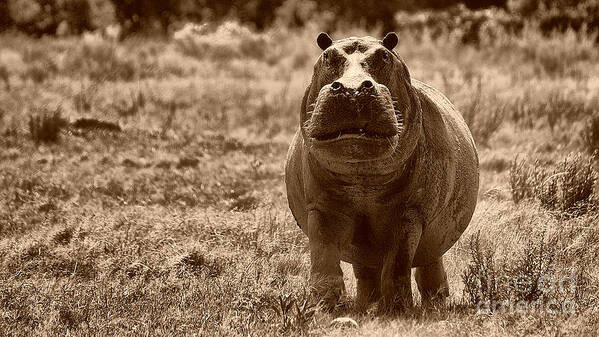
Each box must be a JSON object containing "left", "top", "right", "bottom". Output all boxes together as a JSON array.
[{"left": 330, "top": 317, "right": 358, "bottom": 329}]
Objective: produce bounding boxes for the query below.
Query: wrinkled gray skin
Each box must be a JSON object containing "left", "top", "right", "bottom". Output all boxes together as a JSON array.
[{"left": 285, "top": 33, "right": 479, "bottom": 313}]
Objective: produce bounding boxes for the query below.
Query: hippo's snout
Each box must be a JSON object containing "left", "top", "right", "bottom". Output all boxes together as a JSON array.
[
  {"left": 330, "top": 78, "right": 376, "bottom": 96},
  {"left": 306, "top": 80, "right": 399, "bottom": 143}
]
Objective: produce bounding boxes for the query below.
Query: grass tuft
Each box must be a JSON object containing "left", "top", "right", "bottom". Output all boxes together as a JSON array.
[
  {"left": 52, "top": 227, "right": 74, "bottom": 246},
  {"left": 28, "top": 106, "right": 68, "bottom": 144},
  {"left": 268, "top": 292, "right": 317, "bottom": 333}
]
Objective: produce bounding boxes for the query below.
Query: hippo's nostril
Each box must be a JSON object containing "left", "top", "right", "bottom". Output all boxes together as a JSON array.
[
  {"left": 361, "top": 80, "right": 374, "bottom": 90},
  {"left": 331, "top": 81, "right": 343, "bottom": 91}
]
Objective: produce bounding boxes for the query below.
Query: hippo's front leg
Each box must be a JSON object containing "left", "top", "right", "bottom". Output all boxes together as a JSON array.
[
  {"left": 307, "top": 209, "right": 345, "bottom": 310},
  {"left": 379, "top": 210, "right": 423, "bottom": 314}
]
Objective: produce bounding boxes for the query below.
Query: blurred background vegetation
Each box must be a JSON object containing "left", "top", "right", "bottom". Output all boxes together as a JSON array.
[{"left": 1, "top": 0, "right": 599, "bottom": 41}]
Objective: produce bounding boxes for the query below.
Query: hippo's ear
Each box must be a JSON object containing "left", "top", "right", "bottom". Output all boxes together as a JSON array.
[
  {"left": 382, "top": 32, "right": 398, "bottom": 50},
  {"left": 317, "top": 32, "right": 333, "bottom": 50}
]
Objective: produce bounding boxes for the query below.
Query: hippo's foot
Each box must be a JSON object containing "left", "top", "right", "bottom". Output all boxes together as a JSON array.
[
  {"left": 415, "top": 258, "right": 449, "bottom": 307},
  {"left": 353, "top": 265, "right": 381, "bottom": 311},
  {"left": 377, "top": 275, "right": 414, "bottom": 315},
  {"left": 310, "top": 273, "right": 346, "bottom": 312}
]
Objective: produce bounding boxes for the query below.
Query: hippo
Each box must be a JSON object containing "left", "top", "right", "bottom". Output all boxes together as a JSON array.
[{"left": 285, "top": 32, "right": 479, "bottom": 313}]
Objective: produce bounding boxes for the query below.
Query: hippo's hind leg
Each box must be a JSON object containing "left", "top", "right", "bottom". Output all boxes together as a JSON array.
[
  {"left": 307, "top": 210, "right": 345, "bottom": 311},
  {"left": 353, "top": 265, "right": 381, "bottom": 310},
  {"left": 415, "top": 257, "right": 449, "bottom": 305}
]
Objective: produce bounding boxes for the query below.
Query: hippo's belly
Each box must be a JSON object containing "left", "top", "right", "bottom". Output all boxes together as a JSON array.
[
  {"left": 335, "top": 189, "right": 477, "bottom": 268},
  {"left": 413, "top": 160, "right": 479, "bottom": 266}
]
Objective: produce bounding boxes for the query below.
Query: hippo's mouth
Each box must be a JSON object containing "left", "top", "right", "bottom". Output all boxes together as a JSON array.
[
  {"left": 307, "top": 126, "right": 400, "bottom": 164},
  {"left": 304, "top": 90, "right": 402, "bottom": 164},
  {"left": 312, "top": 127, "right": 397, "bottom": 142}
]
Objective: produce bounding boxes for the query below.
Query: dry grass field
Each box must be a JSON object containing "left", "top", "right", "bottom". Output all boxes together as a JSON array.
[{"left": 2, "top": 22, "right": 599, "bottom": 335}]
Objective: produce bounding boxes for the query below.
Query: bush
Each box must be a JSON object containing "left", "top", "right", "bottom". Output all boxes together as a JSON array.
[
  {"left": 509, "top": 155, "right": 596, "bottom": 216},
  {"left": 0, "top": 65, "right": 9, "bottom": 89},
  {"left": 173, "top": 22, "right": 270, "bottom": 62},
  {"left": 396, "top": 6, "right": 524, "bottom": 45},
  {"left": 581, "top": 114, "right": 599, "bottom": 155},
  {"left": 28, "top": 106, "right": 68, "bottom": 144},
  {"left": 462, "top": 232, "right": 502, "bottom": 306},
  {"left": 274, "top": 0, "right": 320, "bottom": 28},
  {"left": 460, "top": 81, "right": 504, "bottom": 147},
  {"left": 20, "top": 45, "right": 59, "bottom": 83},
  {"left": 509, "top": 0, "right": 599, "bottom": 36},
  {"left": 523, "top": 28, "right": 597, "bottom": 77},
  {"left": 62, "top": 32, "right": 150, "bottom": 81},
  {"left": 507, "top": 0, "right": 541, "bottom": 17},
  {"left": 0, "top": 1, "right": 12, "bottom": 31},
  {"left": 543, "top": 91, "right": 591, "bottom": 132},
  {"left": 505, "top": 90, "right": 595, "bottom": 131},
  {"left": 537, "top": 155, "right": 596, "bottom": 216},
  {"left": 87, "top": 0, "right": 116, "bottom": 31},
  {"left": 509, "top": 157, "right": 542, "bottom": 204},
  {"left": 462, "top": 231, "right": 585, "bottom": 313},
  {"left": 505, "top": 96, "right": 536, "bottom": 130},
  {"left": 7, "top": 0, "right": 94, "bottom": 35}
]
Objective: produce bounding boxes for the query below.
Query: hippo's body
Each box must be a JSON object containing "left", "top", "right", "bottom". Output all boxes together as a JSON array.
[{"left": 285, "top": 33, "right": 479, "bottom": 313}]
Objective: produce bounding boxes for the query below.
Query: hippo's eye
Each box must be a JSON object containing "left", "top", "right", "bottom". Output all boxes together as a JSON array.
[
  {"left": 322, "top": 52, "right": 329, "bottom": 63},
  {"left": 381, "top": 52, "right": 391, "bottom": 63}
]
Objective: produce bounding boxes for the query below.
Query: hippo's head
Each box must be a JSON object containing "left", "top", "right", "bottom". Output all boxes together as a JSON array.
[{"left": 301, "top": 33, "right": 422, "bottom": 176}]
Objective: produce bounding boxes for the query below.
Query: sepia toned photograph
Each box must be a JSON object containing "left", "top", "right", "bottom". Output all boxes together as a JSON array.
[{"left": 1, "top": 0, "right": 598, "bottom": 335}]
